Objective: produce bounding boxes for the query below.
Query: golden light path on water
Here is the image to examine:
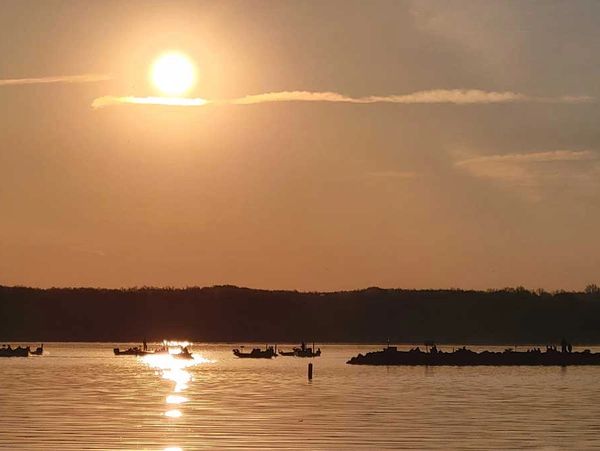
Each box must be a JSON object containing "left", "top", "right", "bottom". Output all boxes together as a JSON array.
[
  {"left": 166, "top": 394, "right": 188, "bottom": 404},
  {"left": 4, "top": 344, "right": 600, "bottom": 449},
  {"left": 164, "top": 409, "right": 182, "bottom": 418},
  {"left": 140, "top": 347, "right": 213, "bottom": 451}
]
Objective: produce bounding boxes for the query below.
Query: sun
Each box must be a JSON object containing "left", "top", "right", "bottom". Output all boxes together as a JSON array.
[{"left": 151, "top": 52, "right": 196, "bottom": 97}]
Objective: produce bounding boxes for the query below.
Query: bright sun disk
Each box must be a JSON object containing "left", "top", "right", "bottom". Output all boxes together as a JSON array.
[{"left": 151, "top": 52, "right": 196, "bottom": 96}]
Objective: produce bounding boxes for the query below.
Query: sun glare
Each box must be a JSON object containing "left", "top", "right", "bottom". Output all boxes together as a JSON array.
[{"left": 151, "top": 52, "right": 196, "bottom": 96}]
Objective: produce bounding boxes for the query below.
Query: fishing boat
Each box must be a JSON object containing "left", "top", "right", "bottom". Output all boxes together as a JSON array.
[
  {"left": 113, "top": 347, "right": 152, "bottom": 356},
  {"left": 279, "top": 342, "right": 321, "bottom": 358},
  {"left": 295, "top": 346, "right": 321, "bottom": 358},
  {"left": 233, "top": 346, "right": 277, "bottom": 359},
  {"left": 113, "top": 341, "right": 190, "bottom": 357},
  {"left": 172, "top": 346, "right": 194, "bottom": 360}
]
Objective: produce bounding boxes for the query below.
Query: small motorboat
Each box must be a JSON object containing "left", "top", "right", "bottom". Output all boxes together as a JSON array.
[
  {"left": 113, "top": 347, "right": 152, "bottom": 356},
  {"left": 279, "top": 342, "right": 321, "bottom": 358},
  {"left": 172, "top": 346, "right": 194, "bottom": 360},
  {"left": 233, "top": 346, "right": 277, "bottom": 359},
  {"left": 295, "top": 347, "right": 321, "bottom": 358},
  {"left": 30, "top": 344, "right": 44, "bottom": 356}
]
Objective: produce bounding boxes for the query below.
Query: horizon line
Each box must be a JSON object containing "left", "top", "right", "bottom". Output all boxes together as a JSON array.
[{"left": 1, "top": 283, "right": 595, "bottom": 295}]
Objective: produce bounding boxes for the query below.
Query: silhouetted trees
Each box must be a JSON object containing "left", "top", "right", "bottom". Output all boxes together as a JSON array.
[{"left": 1, "top": 285, "right": 599, "bottom": 343}]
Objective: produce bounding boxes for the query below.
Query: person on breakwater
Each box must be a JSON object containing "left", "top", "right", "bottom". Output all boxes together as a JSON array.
[{"left": 561, "top": 338, "right": 573, "bottom": 353}]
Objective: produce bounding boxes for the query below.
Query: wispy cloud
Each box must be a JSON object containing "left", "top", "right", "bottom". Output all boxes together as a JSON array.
[
  {"left": 0, "top": 74, "right": 112, "bottom": 87},
  {"left": 227, "top": 89, "right": 527, "bottom": 105},
  {"left": 92, "top": 96, "right": 207, "bottom": 109},
  {"left": 456, "top": 150, "right": 600, "bottom": 200},
  {"left": 457, "top": 150, "right": 596, "bottom": 167},
  {"left": 230, "top": 90, "right": 592, "bottom": 105},
  {"left": 91, "top": 89, "right": 593, "bottom": 109}
]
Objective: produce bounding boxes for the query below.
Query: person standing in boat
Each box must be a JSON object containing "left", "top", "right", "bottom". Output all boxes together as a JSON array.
[{"left": 143, "top": 339, "right": 148, "bottom": 352}]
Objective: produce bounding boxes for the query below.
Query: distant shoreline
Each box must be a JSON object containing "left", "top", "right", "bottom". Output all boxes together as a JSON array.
[
  {"left": 2, "top": 283, "right": 597, "bottom": 295},
  {"left": 2, "top": 285, "right": 600, "bottom": 343}
]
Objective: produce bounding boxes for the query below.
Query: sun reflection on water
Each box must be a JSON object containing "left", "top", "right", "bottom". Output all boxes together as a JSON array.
[
  {"left": 165, "top": 368, "right": 191, "bottom": 392},
  {"left": 140, "top": 349, "right": 213, "bottom": 421},
  {"left": 166, "top": 394, "right": 188, "bottom": 404},
  {"left": 164, "top": 409, "right": 182, "bottom": 418},
  {"left": 142, "top": 351, "right": 212, "bottom": 369},
  {"left": 163, "top": 340, "right": 191, "bottom": 348}
]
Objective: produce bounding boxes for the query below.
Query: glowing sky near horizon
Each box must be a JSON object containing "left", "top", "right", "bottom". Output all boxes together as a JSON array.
[{"left": 1, "top": 0, "right": 600, "bottom": 291}]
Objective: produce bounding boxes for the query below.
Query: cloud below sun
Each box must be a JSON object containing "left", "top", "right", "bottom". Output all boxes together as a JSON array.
[
  {"left": 91, "top": 89, "right": 593, "bottom": 109},
  {"left": 0, "top": 73, "right": 591, "bottom": 109}
]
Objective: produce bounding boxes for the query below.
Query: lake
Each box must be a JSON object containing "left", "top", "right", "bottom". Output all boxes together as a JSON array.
[{"left": 1, "top": 343, "right": 600, "bottom": 449}]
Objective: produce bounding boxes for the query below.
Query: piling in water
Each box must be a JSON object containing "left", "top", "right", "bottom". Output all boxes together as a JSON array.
[{"left": 308, "top": 363, "right": 313, "bottom": 380}]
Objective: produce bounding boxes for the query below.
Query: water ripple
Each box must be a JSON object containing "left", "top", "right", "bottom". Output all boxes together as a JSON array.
[{"left": 1, "top": 343, "right": 600, "bottom": 449}]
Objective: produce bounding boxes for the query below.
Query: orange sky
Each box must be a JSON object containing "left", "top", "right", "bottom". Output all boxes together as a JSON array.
[{"left": 1, "top": 1, "right": 600, "bottom": 291}]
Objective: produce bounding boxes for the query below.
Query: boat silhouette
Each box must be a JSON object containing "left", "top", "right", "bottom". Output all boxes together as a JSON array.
[
  {"left": 113, "top": 343, "right": 187, "bottom": 357},
  {"left": 113, "top": 347, "right": 152, "bottom": 356},
  {"left": 30, "top": 344, "right": 44, "bottom": 355},
  {"left": 278, "top": 341, "right": 321, "bottom": 357},
  {"left": 173, "top": 346, "right": 194, "bottom": 359},
  {"left": 233, "top": 346, "right": 277, "bottom": 359}
]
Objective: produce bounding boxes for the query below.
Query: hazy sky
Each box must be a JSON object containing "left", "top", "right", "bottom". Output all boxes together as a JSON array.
[{"left": 1, "top": 0, "right": 600, "bottom": 291}]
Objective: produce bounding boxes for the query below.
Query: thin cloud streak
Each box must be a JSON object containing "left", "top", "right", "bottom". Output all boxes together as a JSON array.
[
  {"left": 239, "top": 91, "right": 594, "bottom": 104},
  {"left": 92, "top": 96, "right": 207, "bottom": 109},
  {"left": 456, "top": 150, "right": 596, "bottom": 167},
  {"left": 456, "top": 150, "right": 600, "bottom": 200},
  {"left": 0, "top": 74, "right": 112, "bottom": 86},
  {"left": 230, "top": 89, "right": 528, "bottom": 104},
  {"left": 91, "top": 89, "right": 594, "bottom": 109}
]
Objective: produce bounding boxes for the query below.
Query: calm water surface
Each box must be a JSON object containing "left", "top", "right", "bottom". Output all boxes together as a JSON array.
[{"left": 1, "top": 343, "right": 600, "bottom": 450}]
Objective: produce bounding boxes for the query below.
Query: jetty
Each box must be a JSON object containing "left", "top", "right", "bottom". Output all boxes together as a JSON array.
[
  {"left": 347, "top": 342, "right": 600, "bottom": 366},
  {"left": 0, "top": 344, "right": 44, "bottom": 358}
]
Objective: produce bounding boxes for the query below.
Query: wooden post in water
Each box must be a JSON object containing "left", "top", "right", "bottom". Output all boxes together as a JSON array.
[{"left": 308, "top": 363, "right": 313, "bottom": 380}]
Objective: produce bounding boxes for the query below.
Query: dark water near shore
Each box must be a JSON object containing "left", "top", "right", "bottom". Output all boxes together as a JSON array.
[{"left": 2, "top": 343, "right": 600, "bottom": 450}]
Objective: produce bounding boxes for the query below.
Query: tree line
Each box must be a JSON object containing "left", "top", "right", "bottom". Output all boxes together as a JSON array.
[{"left": 1, "top": 285, "right": 599, "bottom": 343}]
